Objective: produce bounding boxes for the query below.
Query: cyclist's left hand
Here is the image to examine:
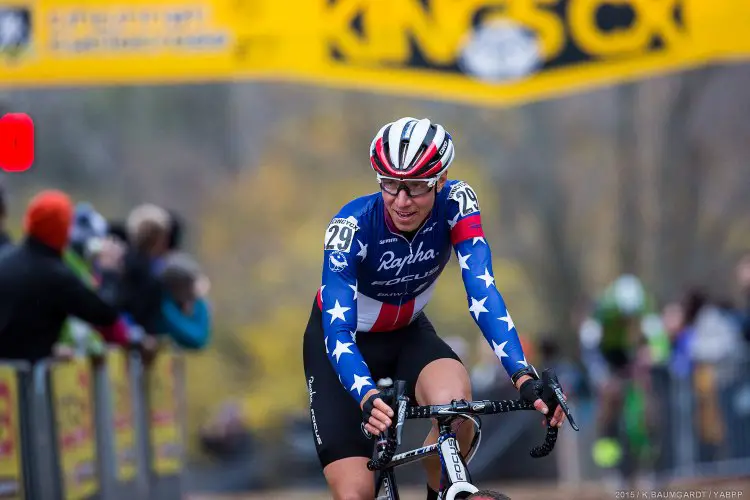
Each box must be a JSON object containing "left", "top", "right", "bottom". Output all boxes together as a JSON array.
[{"left": 518, "top": 377, "right": 567, "bottom": 428}]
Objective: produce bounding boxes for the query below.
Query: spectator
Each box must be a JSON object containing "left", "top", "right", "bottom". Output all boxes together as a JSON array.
[
  {"left": 166, "top": 209, "right": 185, "bottom": 251},
  {"left": 157, "top": 251, "right": 211, "bottom": 350},
  {"left": 58, "top": 202, "right": 129, "bottom": 356},
  {"left": 686, "top": 288, "right": 745, "bottom": 461},
  {"left": 0, "top": 181, "right": 10, "bottom": 250},
  {"left": 116, "top": 203, "right": 172, "bottom": 334},
  {"left": 664, "top": 301, "right": 690, "bottom": 379},
  {"left": 106, "top": 219, "right": 129, "bottom": 246},
  {"left": 0, "top": 190, "right": 122, "bottom": 363},
  {"left": 736, "top": 253, "right": 750, "bottom": 342}
]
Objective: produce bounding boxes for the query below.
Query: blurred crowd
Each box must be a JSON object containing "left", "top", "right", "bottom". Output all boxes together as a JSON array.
[
  {"left": 658, "top": 259, "right": 750, "bottom": 463},
  {"left": 451, "top": 255, "right": 750, "bottom": 484},
  {"left": 0, "top": 182, "right": 212, "bottom": 365}
]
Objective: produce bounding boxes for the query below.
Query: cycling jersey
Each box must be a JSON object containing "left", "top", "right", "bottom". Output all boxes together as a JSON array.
[
  {"left": 579, "top": 284, "right": 670, "bottom": 367},
  {"left": 318, "top": 179, "right": 528, "bottom": 402}
]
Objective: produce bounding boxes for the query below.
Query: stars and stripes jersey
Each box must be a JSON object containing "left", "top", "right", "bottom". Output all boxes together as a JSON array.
[{"left": 318, "top": 179, "right": 528, "bottom": 402}]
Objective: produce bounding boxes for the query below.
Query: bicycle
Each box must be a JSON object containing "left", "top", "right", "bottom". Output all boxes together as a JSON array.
[{"left": 368, "top": 369, "right": 580, "bottom": 500}]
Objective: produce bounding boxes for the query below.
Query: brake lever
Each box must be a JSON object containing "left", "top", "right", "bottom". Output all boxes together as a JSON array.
[
  {"left": 392, "top": 380, "right": 408, "bottom": 445},
  {"left": 541, "top": 369, "right": 580, "bottom": 432},
  {"left": 395, "top": 396, "right": 407, "bottom": 445}
]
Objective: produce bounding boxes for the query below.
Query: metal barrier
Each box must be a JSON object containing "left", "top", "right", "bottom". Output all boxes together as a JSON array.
[
  {"left": 0, "top": 345, "right": 187, "bottom": 500},
  {"left": 662, "top": 359, "right": 750, "bottom": 480},
  {"left": 558, "top": 358, "right": 750, "bottom": 484},
  {"left": 0, "top": 361, "right": 28, "bottom": 499}
]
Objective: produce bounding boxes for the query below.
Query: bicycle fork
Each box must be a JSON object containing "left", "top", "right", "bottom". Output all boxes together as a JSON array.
[{"left": 437, "top": 422, "right": 479, "bottom": 500}]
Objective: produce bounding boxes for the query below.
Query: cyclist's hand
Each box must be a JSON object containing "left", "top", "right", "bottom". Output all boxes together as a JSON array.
[
  {"left": 360, "top": 389, "right": 394, "bottom": 436},
  {"left": 519, "top": 378, "right": 567, "bottom": 428}
]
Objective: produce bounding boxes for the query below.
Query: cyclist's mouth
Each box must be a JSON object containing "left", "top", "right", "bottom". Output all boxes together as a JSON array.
[{"left": 394, "top": 209, "right": 417, "bottom": 222}]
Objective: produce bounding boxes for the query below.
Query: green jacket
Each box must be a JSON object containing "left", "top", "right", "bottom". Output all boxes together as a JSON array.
[
  {"left": 591, "top": 283, "right": 670, "bottom": 364},
  {"left": 58, "top": 248, "right": 106, "bottom": 356}
]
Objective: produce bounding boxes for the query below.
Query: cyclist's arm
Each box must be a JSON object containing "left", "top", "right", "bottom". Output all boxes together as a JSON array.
[
  {"left": 320, "top": 216, "right": 374, "bottom": 404},
  {"left": 446, "top": 182, "right": 529, "bottom": 384}
]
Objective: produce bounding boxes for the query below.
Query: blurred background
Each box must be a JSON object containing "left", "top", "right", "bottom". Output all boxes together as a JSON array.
[{"left": 1, "top": 0, "right": 749, "bottom": 498}]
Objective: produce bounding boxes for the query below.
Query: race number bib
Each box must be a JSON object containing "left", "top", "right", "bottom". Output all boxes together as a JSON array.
[
  {"left": 324, "top": 216, "right": 359, "bottom": 253},
  {"left": 449, "top": 182, "right": 480, "bottom": 216}
]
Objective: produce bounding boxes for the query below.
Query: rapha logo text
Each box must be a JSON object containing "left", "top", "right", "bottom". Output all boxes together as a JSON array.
[{"left": 378, "top": 241, "right": 437, "bottom": 276}]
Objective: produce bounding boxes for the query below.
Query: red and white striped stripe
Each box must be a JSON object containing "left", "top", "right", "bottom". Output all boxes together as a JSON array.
[{"left": 316, "top": 281, "right": 438, "bottom": 332}]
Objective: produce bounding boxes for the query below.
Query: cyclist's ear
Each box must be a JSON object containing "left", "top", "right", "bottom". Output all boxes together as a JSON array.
[{"left": 436, "top": 173, "right": 448, "bottom": 192}]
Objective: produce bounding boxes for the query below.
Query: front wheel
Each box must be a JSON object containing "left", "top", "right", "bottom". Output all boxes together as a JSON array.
[{"left": 467, "top": 490, "right": 511, "bottom": 500}]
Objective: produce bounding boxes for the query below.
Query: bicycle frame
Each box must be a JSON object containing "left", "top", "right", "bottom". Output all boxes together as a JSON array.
[
  {"left": 375, "top": 414, "right": 483, "bottom": 500},
  {"left": 369, "top": 369, "right": 578, "bottom": 500}
]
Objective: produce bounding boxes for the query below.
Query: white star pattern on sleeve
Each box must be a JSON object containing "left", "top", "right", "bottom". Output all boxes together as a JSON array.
[
  {"left": 349, "top": 281, "right": 358, "bottom": 300},
  {"left": 499, "top": 312, "right": 515, "bottom": 331},
  {"left": 356, "top": 240, "right": 368, "bottom": 261},
  {"left": 469, "top": 296, "right": 489, "bottom": 320},
  {"left": 350, "top": 374, "right": 372, "bottom": 395},
  {"left": 492, "top": 340, "right": 508, "bottom": 359},
  {"left": 350, "top": 330, "right": 357, "bottom": 342},
  {"left": 326, "top": 300, "right": 350, "bottom": 324},
  {"left": 457, "top": 251, "right": 471, "bottom": 270},
  {"left": 331, "top": 340, "right": 354, "bottom": 362},
  {"left": 449, "top": 181, "right": 530, "bottom": 384},
  {"left": 476, "top": 267, "right": 495, "bottom": 288}
]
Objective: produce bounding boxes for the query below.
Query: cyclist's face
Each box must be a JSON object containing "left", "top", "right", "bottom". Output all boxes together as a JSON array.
[{"left": 382, "top": 174, "right": 447, "bottom": 232}]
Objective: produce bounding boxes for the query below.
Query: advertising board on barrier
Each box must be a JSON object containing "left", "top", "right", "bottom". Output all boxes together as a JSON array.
[
  {"left": 0, "top": 366, "right": 22, "bottom": 499},
  {"left": 51, "top": 358, "right": 98, "bottom": 500},
  {"left": 0, "top": 0, "right": 748, "bottom": 106},
  {"left": 148, "top": 352, "right": 182, "bottom": 476},
  {"left": 107, "top": 351, "right": 136, "bottom": 483}
]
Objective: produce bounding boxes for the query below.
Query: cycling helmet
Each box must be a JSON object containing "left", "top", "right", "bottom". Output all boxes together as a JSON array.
[
  {"left": 611, "top": 274, "right": 645, "bottom": 316},
  {"left": 370, "top": 117, "right": 455, "bottom": 179}
]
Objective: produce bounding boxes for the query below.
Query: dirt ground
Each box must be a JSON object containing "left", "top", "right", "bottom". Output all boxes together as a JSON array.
[{"left": 190, "top": 477, "right": 750, "bottom": 500}]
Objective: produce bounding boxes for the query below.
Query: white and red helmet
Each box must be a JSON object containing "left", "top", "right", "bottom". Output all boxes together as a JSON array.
[{"left": 369, "top": 117, "right": 455, "bottom": 179}]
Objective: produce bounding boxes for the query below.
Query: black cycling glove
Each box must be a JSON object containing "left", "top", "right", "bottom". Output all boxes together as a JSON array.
[
  {"left": 519, "top": 377, "right": 559, "bottom": 418},
  {"left": 361, "top": 391, "right": 393, "bottom": 438}
]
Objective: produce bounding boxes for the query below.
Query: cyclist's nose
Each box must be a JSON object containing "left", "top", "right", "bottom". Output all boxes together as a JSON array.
[{"left": 394, "top": 189, "right": 412, "bottom": 206}]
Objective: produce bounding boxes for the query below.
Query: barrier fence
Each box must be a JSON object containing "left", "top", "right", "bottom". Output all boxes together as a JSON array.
[
  {"left": 552, "top": 359, "right": 750, "bottom": 486},
  {"left": 0, "top": 347, "right": 186, "bottom": 500}
]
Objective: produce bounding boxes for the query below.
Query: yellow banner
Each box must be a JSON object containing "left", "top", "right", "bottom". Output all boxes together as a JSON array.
[
  {"left": 148, "top": 352, "right": 182, "bottom": 476},
  {"left": 0, "top": 366, "right": 23, "bottom": 500},
  {"left": 108, "top": 351, "right": 136, "bottom": 483},
  {"left": 0, "top": 0, "right": 749, "bottom": 105},
  {"left": 51, "top": 359, "right": 98, "bottom": 500}
]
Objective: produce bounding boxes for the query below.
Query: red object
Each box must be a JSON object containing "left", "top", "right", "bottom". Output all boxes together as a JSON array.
[
  {"left": 23, "top": 190, "right": 73, "bottom": 251},
  {"left": 0, "top": 113, "right": 34, "bottom": 172},
  {"left": 95, "top": 316, "right": 130, "bottom": 346}
]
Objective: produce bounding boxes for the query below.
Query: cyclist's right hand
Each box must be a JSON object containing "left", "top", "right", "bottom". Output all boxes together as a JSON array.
[{"left": 360, "top": 389, "right": 394, "bottom": 437}]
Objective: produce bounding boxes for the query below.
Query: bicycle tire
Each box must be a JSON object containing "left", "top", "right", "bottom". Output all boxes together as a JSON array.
[{"left": 467, "top": 490, "right": 511, "bottom": 500}]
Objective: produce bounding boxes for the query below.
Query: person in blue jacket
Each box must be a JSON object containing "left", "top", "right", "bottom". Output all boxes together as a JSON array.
[{"left": 157, "top": 251, "right": 211, "bottom": 350}]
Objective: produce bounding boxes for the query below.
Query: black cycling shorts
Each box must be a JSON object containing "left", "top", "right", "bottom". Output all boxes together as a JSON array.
[{"left": 303, "top": 301, "right": 462, "bottom": 469}]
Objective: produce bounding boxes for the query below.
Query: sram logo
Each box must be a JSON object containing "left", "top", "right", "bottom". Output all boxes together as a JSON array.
[{"left": 323, "top": 0, "right": 687, "bottom": 74}]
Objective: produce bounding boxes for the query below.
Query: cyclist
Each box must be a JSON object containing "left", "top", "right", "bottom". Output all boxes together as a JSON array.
[
  {"left": 303, "top": 117, "right": 567, "bottom": 500},
  {"left": 578, "top": 274, "right": 668, "bottom": 479}
]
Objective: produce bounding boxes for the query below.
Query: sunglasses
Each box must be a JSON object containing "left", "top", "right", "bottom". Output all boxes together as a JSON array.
[{"left": 376, "top": 175, "right": 438, "bottom": 197}]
